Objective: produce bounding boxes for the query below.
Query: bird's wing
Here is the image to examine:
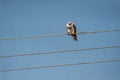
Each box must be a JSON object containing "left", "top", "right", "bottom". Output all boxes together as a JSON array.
[{"left": 72, "top": 24, "right": 76, "bottom": 34}]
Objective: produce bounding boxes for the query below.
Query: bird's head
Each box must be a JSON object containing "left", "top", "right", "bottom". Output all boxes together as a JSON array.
[{"left": 68, "top": 22, "right": 72, "bottom": 25}]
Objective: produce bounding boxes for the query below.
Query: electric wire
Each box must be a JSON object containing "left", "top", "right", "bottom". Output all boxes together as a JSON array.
[
  {"left": 0, "top": 29, "right": 120, "bottom": 40},
  {"left": 0, "top": 59, "right": 120, "bottom": 72},
  {"left": 0, "top": 45, "right": 120, "bottom": 59}
]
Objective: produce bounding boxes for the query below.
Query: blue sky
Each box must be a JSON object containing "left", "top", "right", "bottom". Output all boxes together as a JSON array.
[{"left": 0, "top": 0, "right": 120, "bottom": 80}]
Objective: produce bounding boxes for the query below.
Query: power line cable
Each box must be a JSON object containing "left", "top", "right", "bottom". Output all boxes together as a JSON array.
[
  {"left": 0, "top": 45, "right": 120, "bottom": 59},
  {"left": 0, "top": 29, "right": 120, "bottom": 40},
  {"left": 0, "top": 59, "right": 120, "bottom": 72}
]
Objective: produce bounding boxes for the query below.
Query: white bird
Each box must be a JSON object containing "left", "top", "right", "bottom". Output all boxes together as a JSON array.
[{"left": 66, "top": 22, "right": 78, "bottom": 41}]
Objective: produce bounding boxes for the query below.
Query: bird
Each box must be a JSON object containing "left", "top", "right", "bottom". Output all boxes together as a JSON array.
[{"left": 66, "top": 22, "right": 78, "bottom": 41}]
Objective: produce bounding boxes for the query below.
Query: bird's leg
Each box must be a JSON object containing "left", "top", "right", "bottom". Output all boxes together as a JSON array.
[{"left": 67, "top": 32, "right": 70, "bottom": 35}]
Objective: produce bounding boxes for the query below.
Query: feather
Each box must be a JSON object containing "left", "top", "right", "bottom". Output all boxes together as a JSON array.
[{"left": 66, "top": 22, "right": 78, "bottom": 41}]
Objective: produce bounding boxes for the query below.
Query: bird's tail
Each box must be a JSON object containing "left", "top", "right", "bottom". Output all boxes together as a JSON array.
[{"left": 72, "top": 34, "right": 78, "bottom": 41}]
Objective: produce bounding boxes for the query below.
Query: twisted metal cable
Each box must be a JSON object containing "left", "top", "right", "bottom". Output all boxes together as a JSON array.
[{"left": 0, "top": 29, "right": 120, "bottom": 40}]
